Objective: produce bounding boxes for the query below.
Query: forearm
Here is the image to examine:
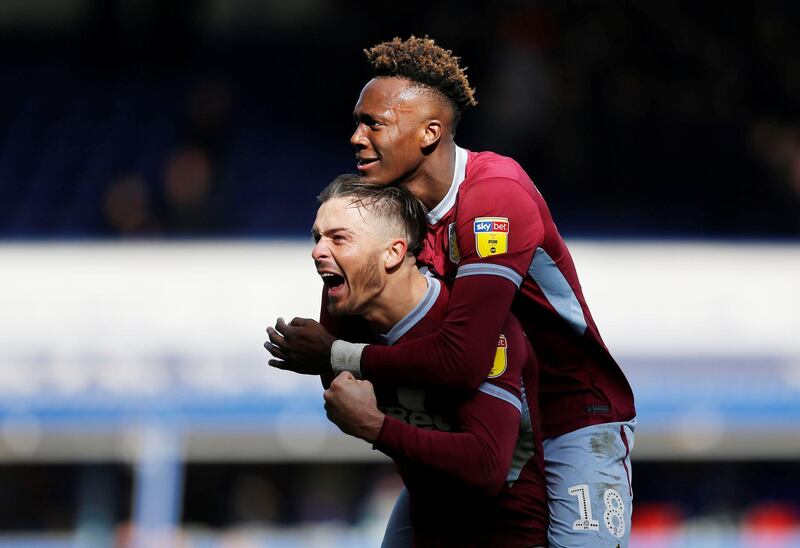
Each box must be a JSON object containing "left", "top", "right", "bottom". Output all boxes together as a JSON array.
[
  {"left": 357, "top": 276, "right": 517, "bottom": 390},
  {"left": 373, "top": 396, "right": 519, "bottom": 496}
]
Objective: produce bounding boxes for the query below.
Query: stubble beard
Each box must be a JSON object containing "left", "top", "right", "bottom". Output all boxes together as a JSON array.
[{"left": 329, "top": 254, "right": 383, "bottom": 317}]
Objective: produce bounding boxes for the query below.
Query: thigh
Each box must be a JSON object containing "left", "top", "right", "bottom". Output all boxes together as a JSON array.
[
  {"left": 543, "top": 419, "right": 636, "bottom": 548},
  {"left": 381, "top": 488, "right": 413, "bottom": 548}
]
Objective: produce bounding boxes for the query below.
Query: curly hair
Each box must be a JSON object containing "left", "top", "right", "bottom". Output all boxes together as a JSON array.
[
  {"left": 365, "top": 35, "right": 477, "bottom": 123},
  {"left": 317, "top": 174, "right": 428, "bottom": 256}
]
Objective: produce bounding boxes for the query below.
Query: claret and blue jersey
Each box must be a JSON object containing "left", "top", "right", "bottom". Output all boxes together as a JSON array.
[
  {"left": 320, "top": 145, "right": 637, "bottom": 546},
  {"left": 416, "top": 146, "right": 636, "bottom": 440},
  {"left": 370, "top": 276, "right": 549, "bottom": 547}
]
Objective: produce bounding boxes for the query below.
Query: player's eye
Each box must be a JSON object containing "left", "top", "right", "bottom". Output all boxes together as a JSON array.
[{"left": 357, "top": 116, "right": 380, "bottom": 129}]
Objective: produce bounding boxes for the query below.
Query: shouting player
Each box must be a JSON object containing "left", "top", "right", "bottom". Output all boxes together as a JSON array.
[
  {"left": 297, "top": 175, "right": 548, "bottom": 546},
  {"left": 267, "top": 36, "right": 636, "bottom": 547}
]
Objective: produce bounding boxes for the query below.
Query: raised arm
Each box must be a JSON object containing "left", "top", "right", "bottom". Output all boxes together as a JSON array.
[
  {"left": 337, "top": 178, "right": 542, "bottom": 391},
  {"left": 267, "top": 178, "right": 542, "bottom": 392},
  {"left": 323, "top": 371, "right": 522, "bottom": 497},
  {"left": 375, "top": 390, "right": 521, "bottom": 496},
  {"left": 357, "top": 275, "right": 517, "bottom": 390}
]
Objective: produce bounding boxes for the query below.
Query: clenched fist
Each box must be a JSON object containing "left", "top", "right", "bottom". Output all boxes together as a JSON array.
[{"left": 323, "top": 371, "right": 385, "bottom": 443}]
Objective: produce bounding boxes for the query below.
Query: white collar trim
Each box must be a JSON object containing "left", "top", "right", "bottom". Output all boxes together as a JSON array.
[
  {"left": 426, "top": 145, "right": 467, "bottom": 225},
  {"left": 379, "top": 276, "right": 441, "bottom": 346}
]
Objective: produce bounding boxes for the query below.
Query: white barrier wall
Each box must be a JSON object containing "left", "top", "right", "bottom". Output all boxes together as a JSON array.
[
  {"left": 2, "top": 241, "right": 797, "bottom": 363},
  {"left": 571, "top": 241, "right": 799, "bottom": 358}
]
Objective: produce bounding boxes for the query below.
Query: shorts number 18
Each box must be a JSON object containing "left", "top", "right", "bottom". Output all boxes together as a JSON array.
[{"left": 568, "top": 484, "right": 625, "bottom": 538}]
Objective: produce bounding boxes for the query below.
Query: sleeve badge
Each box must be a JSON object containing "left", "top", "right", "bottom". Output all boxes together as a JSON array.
[
  {"left": 448, "top": 222, "right": 461, "bottom": 264},
  {"left": 473, "top": 217, "right": 509, "bottom": 258},
  {"left": 488, "top": 334, "right": 508, "bottom": 378}
]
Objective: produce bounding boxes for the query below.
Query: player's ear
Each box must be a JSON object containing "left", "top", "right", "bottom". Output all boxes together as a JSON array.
[
  {"left": 385, "top": 238, "right": 407, "bottom": 270},
  {"left": 421, "top": 119, "right": 442, "bottom": 149}
]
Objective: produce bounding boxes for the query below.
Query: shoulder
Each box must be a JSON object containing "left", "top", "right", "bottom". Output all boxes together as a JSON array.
[
  {"left": 454, "top": 150, "right": 540, "bottom": 220},
  {"left": 456, "top": 150, "right": 538, "bottom": 210},
  {"left": 394, "top": 277, "right": 451, "bottom": 342},
  {"left": 423, "top": 277, "right": 451, "bottom": 325},
  {"left": 463, "top": 149, "right": 534, "bottom": 190}
]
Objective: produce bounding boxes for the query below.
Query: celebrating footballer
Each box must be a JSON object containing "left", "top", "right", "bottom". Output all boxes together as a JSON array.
[{"left": 267, "top": 36, "right": 636, "bottom": 547}]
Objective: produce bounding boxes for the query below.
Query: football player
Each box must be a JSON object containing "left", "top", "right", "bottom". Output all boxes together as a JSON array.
[
  {"left": 267, "top": 36, "right": 636, "bottom": 547},
  {"left": 281, "top": 174, "right": 548, "bottom": 546}
]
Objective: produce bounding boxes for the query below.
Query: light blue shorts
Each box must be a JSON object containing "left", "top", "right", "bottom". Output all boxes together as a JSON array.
[{"left": 543, "top": 418, "right": 636, "bottom": 548}]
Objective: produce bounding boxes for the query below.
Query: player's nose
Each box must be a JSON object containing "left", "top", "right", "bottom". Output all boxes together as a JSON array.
[
  {"left": 350, "top": 124, "right": 368, "bottom": 149},
  {"left": 311, "top": 240, "right": 329, "bottom": 262}
]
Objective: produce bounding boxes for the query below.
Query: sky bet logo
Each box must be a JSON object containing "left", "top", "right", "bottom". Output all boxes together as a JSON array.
[
  {"left": 474, "top": 219, "right": 509, "bottom": 233},
  {"left": 473, "top": 217, "right": 510, "bottom": 258}
]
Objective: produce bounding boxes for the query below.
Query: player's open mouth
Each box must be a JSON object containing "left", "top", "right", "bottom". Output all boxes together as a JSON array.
[
  {"left": 320, "top": 272, "right": 346, "bottom": 295},
  {"left": 356, "top": 157, "right": 379, "bottom": 171}
]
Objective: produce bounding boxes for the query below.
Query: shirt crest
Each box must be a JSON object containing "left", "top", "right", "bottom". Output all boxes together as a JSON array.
[
  {"left": 448, "top": 222, "right": 461, "bottom": 264},
  {"left": 488, "top": 334, "right": 508, "bottom": 378}
]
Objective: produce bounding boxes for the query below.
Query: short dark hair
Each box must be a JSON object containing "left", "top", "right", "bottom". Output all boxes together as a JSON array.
[
  {"left": 317, "top": 174, "right": 428, "bottom": 256},
  {"left": 365, "top": 35, "right": 477, "bottom": 128}
]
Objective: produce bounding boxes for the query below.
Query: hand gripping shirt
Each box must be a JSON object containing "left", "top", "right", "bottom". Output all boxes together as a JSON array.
[
  {"left": 372, "top": 276, "right": 548, "bottom": 547},
  {"left": 359, "top": 147, "right": 636, "bottom": 439}
]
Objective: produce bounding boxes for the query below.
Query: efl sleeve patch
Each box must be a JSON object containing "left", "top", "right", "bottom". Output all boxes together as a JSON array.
[
  {"left": 488, "top": 334, "right": 508, "bottom": 378},
  {"left": 473, "top": 217, "right": 509, "bottom": 258}
]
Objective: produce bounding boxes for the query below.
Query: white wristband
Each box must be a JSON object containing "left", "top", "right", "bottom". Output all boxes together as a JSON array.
[{"left": 331, "top": 340, "right": 367, "bottom": 378}]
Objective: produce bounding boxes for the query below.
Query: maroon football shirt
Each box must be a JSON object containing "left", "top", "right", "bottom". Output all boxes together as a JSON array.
[
  {"left": 370, "top": 276, "right": 548, "bottom": 547},
  {"left": 359, "top": 147, "right": 635, "bottom": 439}
]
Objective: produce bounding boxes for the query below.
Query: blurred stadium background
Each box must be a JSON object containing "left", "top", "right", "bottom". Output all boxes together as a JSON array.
[{"left": 0, "top": 1, "right": 798, "bottom": 547}]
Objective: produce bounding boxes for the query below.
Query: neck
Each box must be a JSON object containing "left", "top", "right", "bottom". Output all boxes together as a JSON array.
[
  {"left": 401, "top": 140, "right": 457, "bottom": 211},
  {"left": 362, "top": 265, "right": 429, "bottom": 333}
]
